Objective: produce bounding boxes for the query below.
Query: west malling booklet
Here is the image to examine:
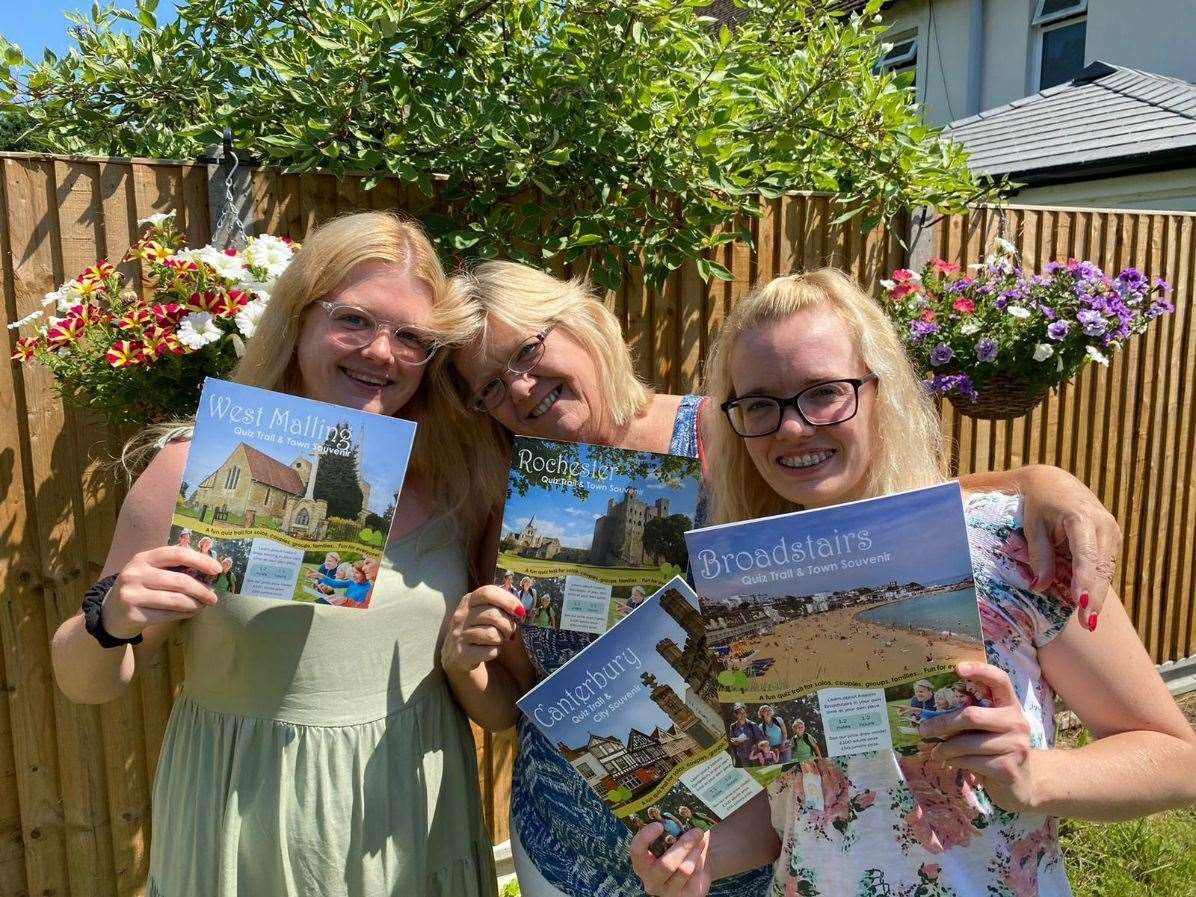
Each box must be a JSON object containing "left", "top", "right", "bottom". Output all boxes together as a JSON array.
[
  {"left": 517, "top": 577, "right": 763, "bottom": 855},
  {"left": 685, "top": 483, "right": 986, "bottom": 766},
  {"left": 170, "top": 378, "right": 416, "bottom": 609}
]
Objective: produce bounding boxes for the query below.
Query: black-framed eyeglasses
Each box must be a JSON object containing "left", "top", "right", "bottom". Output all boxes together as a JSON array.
[
  {"left": 469, "top": 324, "right": 557, "bottom": 412},
  {"left": 315, "top": 301, "right": 438, "bottom": 365},
  {"left": 721, "top": 373, "right": 878, "bottom": 437}
]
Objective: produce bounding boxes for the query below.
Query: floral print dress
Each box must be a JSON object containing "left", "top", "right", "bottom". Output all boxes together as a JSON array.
[{"left": 765, "top": 492, "right": 1076, "bottom": 897}]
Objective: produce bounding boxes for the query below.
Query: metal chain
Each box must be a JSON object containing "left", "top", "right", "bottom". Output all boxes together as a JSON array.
[{"left": 212, "top": 146, "right": 250, "bottom": 250}]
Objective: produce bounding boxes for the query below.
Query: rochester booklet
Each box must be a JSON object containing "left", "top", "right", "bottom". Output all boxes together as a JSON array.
[
  {"left": 685, "top": 483, "right": 986, "bottom": 765},
  {"left": 170, "top": 378, "right": 417, "bottom": 609},
  {"left": 495, "top": 436, "right": 703, "bottom": 670},
  {"left": 517, "top": 577, "right": 763, "bottom": 855}
]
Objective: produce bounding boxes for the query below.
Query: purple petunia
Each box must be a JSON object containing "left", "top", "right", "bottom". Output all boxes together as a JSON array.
[
  {"left": 930, "top": 343, "right": 954, "bottom": 366},
  {"left": 909, "top": 320, "right": 939, "bottom": 342},
  {"left": 1039, "top": 305, "right": 1057, "bottom": 321},
  {"left": 1147, "top": 299, "right": 1175, "bottom": 319},
  {"left": 1076, "top": 308, "right": 1108, "bottom": 336},
  {"left": 975, "top": 338, "right": 998, "bottom": 363},
  {"left": 994, "top": 296, "right": 1009, "bottom": 310},
  {"left": 928, "top": 373, "right": 978, "bottom": 402},
  {"left": 1047, "top": 320, "right": 1070, "bottom": 341}
]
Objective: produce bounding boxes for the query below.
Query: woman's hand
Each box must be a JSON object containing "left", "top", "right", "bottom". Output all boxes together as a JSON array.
[
  {"left": 1017, "top": 465, "right": 1122, "bottom": 629},
  {"left": 918, "top": 662, "right": 1039, "bottom": 814},
  {"left": 102, "top": 546, "right": 223, "bottom": 639},
  {"left": 441, "top": 585, "right": 525, "bottom": 676},
  {"left": 631, "top": 825, "right": 712, "bottom": 897}
]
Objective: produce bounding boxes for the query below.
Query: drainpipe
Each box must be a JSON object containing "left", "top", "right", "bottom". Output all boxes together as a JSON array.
[{"left": 967, "top": 0, "right": 985, "bottom": 115}]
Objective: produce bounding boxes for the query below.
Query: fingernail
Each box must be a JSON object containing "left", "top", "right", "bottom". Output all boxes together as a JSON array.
[
  {"left": 1079, "top": 592, "right": 1089, "bottom": 610},
  {"left": 513, "top": 604, "right": 526, "bottom": 620},
  {"left": 1088, "top": 614, "right": 1098, "bottom": 632}
]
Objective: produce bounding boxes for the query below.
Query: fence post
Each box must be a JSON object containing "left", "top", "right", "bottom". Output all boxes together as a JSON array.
[{"left": 908, "top": 206, "right": 937, "bottom": 271}]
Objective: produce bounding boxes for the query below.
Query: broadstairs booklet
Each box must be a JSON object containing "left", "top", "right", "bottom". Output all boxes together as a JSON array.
[
  {"left": 517, "top": 577, "right": 763, "bottom": 855},
  {"left": 170, "top": 378, "right": 417, "bottom": 609},
  {"left": 495, "top": 437, "right": 703, "bottom": 669},
  {"left": 685, "top": 483, "right": 986, "bottom": 765}
]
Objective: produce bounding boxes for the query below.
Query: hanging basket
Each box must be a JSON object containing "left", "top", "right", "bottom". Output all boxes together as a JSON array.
[{"left": 948, "top": 371, "right": 1050, "bottom": 420}]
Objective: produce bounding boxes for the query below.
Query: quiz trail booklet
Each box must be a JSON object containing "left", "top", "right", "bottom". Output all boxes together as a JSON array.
[
  {"left": 169, "top": 378, "right": 417, "bottom": 609},
  {"left": 517, "top": 577, "right": 762, "bottom": 855},
  {"left": 685, "top": 483, "right": 986, "bottom": 765},
  {"left": 495, "top": 436, "right": 702, "bottom": 661}
]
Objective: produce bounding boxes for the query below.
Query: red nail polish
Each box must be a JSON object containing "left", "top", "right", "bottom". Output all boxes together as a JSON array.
[
  {"left": 1088, "top": 613, "right": 1098, "bottom": 632},
  {"left": 1079, "top": 592, "right": 1089, "bottom": 610},
  {"left": 513, "top": 604, "right": 526, "bottom": 620}
]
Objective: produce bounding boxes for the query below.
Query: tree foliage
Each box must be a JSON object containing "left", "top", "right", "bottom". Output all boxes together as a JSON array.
[
  {"left": 0, "top": 0, "right": 989, "bottom": 287},
  {"left": 642, "top": 512, "right": 693, "bottom": 568},
  {"left": 313, "top": 424, "right": 365, "bottom": 520}
]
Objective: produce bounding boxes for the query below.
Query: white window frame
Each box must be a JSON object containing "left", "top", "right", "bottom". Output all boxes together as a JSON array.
[
  {"left": 1032, "top": 0, "right": 1087, "bottom": 27},
  {"left": 874, "top": 29, "right": 918, "bottom": 76},
  {"left": 1031, "top": 9, "right": 1087, "bottom": 91}
]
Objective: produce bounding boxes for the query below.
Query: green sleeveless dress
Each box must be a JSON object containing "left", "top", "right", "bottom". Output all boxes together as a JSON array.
[{"left": 146, "top": 517, "right": 497, "bottom": 897}]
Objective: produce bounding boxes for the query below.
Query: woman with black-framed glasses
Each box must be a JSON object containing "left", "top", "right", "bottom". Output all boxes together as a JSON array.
[
  {"left": 432, "top": 260, "right": 1125, "bottom": 897},
  {"left": 631, "top": 267, "right": 1196, "bottom": 897}
]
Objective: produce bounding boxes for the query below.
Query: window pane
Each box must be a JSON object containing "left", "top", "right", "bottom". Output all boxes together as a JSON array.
[
  {"left": 1040, "top": 20, "right": 1086, "bottom": 90},
  {"left": 1038, "top": 0, "right": 1086, "bottom": 18}
]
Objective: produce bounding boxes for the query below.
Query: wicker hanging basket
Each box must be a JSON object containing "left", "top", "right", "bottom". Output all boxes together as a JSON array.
[{"left": 948, "top": 371, "right": 1050, "bottom": 420}]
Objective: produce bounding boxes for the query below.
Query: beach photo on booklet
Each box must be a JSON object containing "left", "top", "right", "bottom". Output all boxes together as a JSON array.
[
  {"left": 686, "top": 482, "right": 986, "bottom": 764},
  {"left": 171, "top": 378, "right": 416, "bottom": 608},
  {"left": 517, "top": 577, "right": 763, "bottom": 857},
  {"left": 496, "top": 436, "right": 702, "bottom": 638}
]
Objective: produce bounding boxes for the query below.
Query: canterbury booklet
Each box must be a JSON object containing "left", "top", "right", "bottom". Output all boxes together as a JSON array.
[
  {"left": 517, "top": 577, "right": 764, "bottom": 856},
  {"left": 685, "top": 483, "right": 987, "bottom": 768},
  {"left": 494, "top": 436, "right": 703, "bottom": 667},
  {"left": 169, "top": 378, "right": 417, "bottom": 609}
]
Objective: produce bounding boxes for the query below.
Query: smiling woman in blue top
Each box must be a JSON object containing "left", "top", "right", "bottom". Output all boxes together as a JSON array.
[{"left": 432, "top": 260, "right": 1128, "bottom": 897}]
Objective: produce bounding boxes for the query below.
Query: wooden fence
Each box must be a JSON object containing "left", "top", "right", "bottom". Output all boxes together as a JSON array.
[{"left": 0, "top": 151, "right": 1193, "bottom": 897}]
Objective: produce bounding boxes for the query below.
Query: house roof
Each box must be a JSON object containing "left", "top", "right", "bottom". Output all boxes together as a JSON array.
[
  {"left": 240, "top": 443, "right": 305, "bottom": 495},
  {"left": 947, "top": 62, "right": 1196, "bottom": 184}
]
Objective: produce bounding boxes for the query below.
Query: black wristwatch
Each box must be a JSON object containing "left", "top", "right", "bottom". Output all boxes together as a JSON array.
[{"left": 81, "top": 573, "right": 144, "bottom": 648}]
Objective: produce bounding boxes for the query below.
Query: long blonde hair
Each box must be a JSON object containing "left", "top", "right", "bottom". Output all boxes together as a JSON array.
[
  {"left": 704, "top": 268, "right": 947, "bottom": 525},
  {"left": 130, "top": 212, "right": 496, "bottom": 555}
]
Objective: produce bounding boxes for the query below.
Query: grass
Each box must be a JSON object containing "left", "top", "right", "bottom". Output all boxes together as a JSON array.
[{"left": 1060, "top": 811, "right": 1196, "bottom": 897}]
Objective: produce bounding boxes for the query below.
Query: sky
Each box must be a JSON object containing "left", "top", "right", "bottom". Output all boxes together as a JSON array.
[
  {"left": 502, "top": 443, "right": 702, "bottom": 551},
  {"left": 686, "top": 483, "right": 975, "bottom": 601},
  {"left": 184, "top": 380, "right": 415, "bottom": 517},
  {"left": 1, "top": 3, "right": 180, "bottom": 60}
]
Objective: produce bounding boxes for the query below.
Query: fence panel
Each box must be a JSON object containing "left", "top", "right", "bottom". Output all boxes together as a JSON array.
[{"left": 0, "top": 152, "right": 1193, "bottom": 897}]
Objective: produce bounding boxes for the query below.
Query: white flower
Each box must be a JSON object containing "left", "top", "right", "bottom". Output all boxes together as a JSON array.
[
  {"left": 909, "top": 271, "right": 923, "bottom": 284},
  {"left": 243, "top": 234, "right": 294, "bottom": 279},
  {"left": 1007, "top": 305, "right": 1031, "bottom": 319},
  {"left": 177, "top": 311, "right": 223, "bottom": 349},
  {"left": 995, "top": 236, "right": 1019, "bottom": 256},
  {"left": 234, "top": 298, "right": 267, "bottom": 339},
  {"left": 880, "top": 279, "right": 896, "bottom": 291},
  {"left": 138, "top": 211, "right": 176, "bottom": 227},
  {"left": 1085, "top": 345, "right": 1109, "bottom": 366},
  {"left": 175, "top": 246, "right": 248, "bottom": 282},
  {"left": 7, "top": 309, "right": 45, "bottom": 329},
  {"left": 1033, "top": 343, "right": 1054, "bottom": 362},
  {"left": 960, "top": 321, "right": 982, "bottom": 335}
]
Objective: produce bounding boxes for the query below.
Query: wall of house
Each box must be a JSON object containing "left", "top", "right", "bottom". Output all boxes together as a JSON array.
[
  {"left": 882, "top": 0, "right": 1196, "bottom": 127},
  {"left": 1012, "top": 168, "right": 1196, "bottom": 212}
]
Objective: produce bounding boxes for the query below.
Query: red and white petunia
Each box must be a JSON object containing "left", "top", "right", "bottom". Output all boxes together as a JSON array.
[
  {"left": 45, "top": 316, "right": 86, "bottom": 347},
  {"left": 105, "top": 340, "right": 146, "bottom": 367},
  {"left": 10, "top": 336, "right": 41, "bottom": 362},
  {"left": 116, "top": 307, "right": 153, "bottom": 331}
]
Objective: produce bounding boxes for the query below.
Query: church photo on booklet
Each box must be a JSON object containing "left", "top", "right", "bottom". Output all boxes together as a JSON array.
[{"left": 169, "top": 378, "right": 416, "bottom": 609}]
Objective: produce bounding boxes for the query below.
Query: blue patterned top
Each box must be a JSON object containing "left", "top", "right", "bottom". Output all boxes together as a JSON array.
[{"left": 511, "top": 394, "right": 774, "bottom": 897}]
